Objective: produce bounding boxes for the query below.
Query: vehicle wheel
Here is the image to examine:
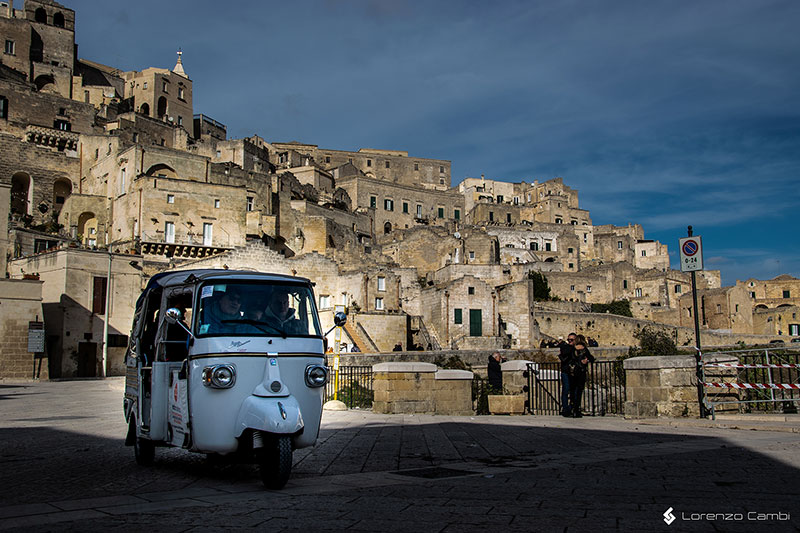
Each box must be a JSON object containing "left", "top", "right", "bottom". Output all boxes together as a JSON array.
[
  {"left": 133, "top": 419, "right": 155, "bottom": 466},
  {"left": 258, "top": 435, "right": 292, "bottom": 489}
]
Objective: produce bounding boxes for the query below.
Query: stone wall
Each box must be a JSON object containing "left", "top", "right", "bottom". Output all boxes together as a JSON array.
[
  {"left": 0, "top": 279, "right": 46, "bottom": 379},
  {"left": 372, "top": 362, "right": 473, "bottom": 415},
  {"left": 623, "top": 356, "right": 700, "bottom": 418}
]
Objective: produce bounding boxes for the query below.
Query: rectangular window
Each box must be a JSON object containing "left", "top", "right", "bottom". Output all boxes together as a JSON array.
[
  {"left": 618, "top": 241, "right": 623, "bottom": 249},
  {"left": 587, "top": 285, "right": 593, "bottom": 293},
  {"left": 735, "top": 304, "right": 739, "bottom": 313},
  {"left": 119, "top": 168, "right": 126, "bottom": 195},
  {"left": 143, "top": 81, "right": 147, "bottom": 89},
  {"left": 506, "top": 213, "right": 511, "bottom": 223},
  {"left": 530, "top": 242, "right": 538, "bottom": 251},
  {"left": 438, "top": 207, "right": 444, "bottom": 218},
  {"left": 414, "top": 163, "right": 419, "bottom": 171},
  {"left": 178, "top": 86, "right": 185, "bottom": 99},
  {"left": 203, "top": 223, "right": 213, "bottom": 246},
  {"left": 583, "top": 233, "right": 588, "bottom": 243},
  {"left": 167, "top": 194, "right": 174, "bottom": 204},
  {"left": 4, "top": 40, "right": 15, "bottom": 55},
  {"left": 623, "top": 280, "right": 628, "bottom": 289},
  {"left": 784, "top": 290, "right": 791, "bottom": 298},
  {"left": 635, "top": 288, "right": 642, "bottom": 297},
  {"left": 568, "top": 263, "right": 574, "bottom": 269},
  {"left": 384, "top": 198, "right": 394, "bottom": 211},
  {"left": 641, "top": 250, "right": 647, "bottom": 257},
  {"left": 454, "top": 308, "right": 462, "bottom": 324},
  {"left": 716, "top": 304, "right": 721, "bottom": 313},
  {"left": 545, "top": 242, "right": 552, "bottom": 252},
  {"left": 246, "top": 196, "right": 254, "bottom": 212},
  {"left": 402, "top": 202, "right": 409, "bottom": 214},
  {"left": 214, "top": 199, "right": 220, "bottom": 209},
  {"left": 319, "top": 295, "right": 331, "bottom": 309},
  {"left": 469, "top": 251, "right": 475, "bottom": 260},
  {"left": 416, "top": 204, "right": 422, "bottom": 217},
  {"left": 0, "top": 96, "right": 8, "bottom": 119},
  {"left": 489, "top": 212, "right": 494, "bottom": 222},
  {"left": 367, "top": 159, "right": 372, "bottom": 167},
  {"left": 162, "top": 80, "right": 168, "bottom": 93},
  {"left": 165, "top": 221, "right": 175, "bottom": 243},
  {"left": 675, "top": 285, "right": 682, "bottom": 293},
  {"left": 177, "top": 116, "right": 183, "bottom": 126},
  {"left": 568, "top": 248, "right": 573, "bottom": 254},
  {"left": 790, "top": 324, "right": 800, "bottom": 336},
  {"left": 370, "top": 196, "right": 377, "bottom": 209},
  {"left": 439, "top": 166, "right": 444, "bottom": 173},
  {"left": 570, "top": 285, "right": 575, "bottom": 291},
  {"left": 750, "top": 292, "right": 756, "bottom": 299},
  {"left": 454, "top": 209, "right": 460, "bottom": 220},
  {"left": 92, "top": 277, "right": 107, "bottom": 315},
  {"left": 497, "top": 195, "right": 504, "bottom": 204},
  {"left": 377, "top": 276, "right": 386, "bottom": 291},
  {"left": 375, "top": 297, "right": 384, "bottom": 310},
  {"left": 468, "top": 286, "right": 475, "bottom": 295},
  {"left": 385, "top": 161, "right": 390, "bottom": 168}
]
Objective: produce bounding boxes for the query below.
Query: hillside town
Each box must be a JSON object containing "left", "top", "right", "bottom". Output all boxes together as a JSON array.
[{"left": 1, "top": 0, "right": 798, "bottom": 380}]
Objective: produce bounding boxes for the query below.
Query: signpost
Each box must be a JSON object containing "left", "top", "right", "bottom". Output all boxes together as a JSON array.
[
  {"left": 680, "top": 227, "right": 706, "bottom": 417},
  {"left": 28, "top": 320, "right": 45, "bottom": 379},
  {"left": 333, "top": 305, "right": 345, "bottom": 401}
]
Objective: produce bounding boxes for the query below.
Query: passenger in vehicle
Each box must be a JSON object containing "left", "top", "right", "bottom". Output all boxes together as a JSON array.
[
  {"left": 203, "top": 288, "right": 244, "bottom": 334},
  {"left": 263, "top": 288, "right": 306, "bottom": 335}
]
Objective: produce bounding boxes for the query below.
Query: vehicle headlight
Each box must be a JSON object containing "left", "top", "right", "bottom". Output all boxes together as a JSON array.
[
  {"left": 202, "top": 364, "right": 236, "bottom": 389},
  {"left": 305, "top": 364, "right": 327, "bottom": 387}
]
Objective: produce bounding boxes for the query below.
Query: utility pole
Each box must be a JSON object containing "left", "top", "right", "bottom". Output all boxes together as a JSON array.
[{"left": 101, "top": 250, "right": 112, "bottom": 378}]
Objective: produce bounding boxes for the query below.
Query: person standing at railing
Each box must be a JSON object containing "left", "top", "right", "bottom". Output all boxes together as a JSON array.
[
  {"left": 559, "top": 333, "right": 577, "bottom": 417},
  {"left": 568, "top": 334, "right": 595, "bottom": 418}
]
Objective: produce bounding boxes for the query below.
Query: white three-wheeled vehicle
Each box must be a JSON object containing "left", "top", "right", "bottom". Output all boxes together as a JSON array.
[{"left": 123, "top": 269, "right": 343, "bottom": 489}]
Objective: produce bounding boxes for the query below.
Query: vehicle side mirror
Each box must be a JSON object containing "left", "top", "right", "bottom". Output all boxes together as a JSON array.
[
  {"left": 333, "top": 311, "right": 347, "bottom": 327},
  {"left": 165, "top": 308, "right": 182, "bottom": 324}
]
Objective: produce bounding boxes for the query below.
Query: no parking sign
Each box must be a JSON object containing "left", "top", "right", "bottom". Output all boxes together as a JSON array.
[{"left": 679, "top": 236, "right": 704, "bottom": 272}]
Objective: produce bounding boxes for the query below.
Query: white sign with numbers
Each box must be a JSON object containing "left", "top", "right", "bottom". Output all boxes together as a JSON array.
[{"left": 679, "top": 236, "right": 704, "bottom": 272}]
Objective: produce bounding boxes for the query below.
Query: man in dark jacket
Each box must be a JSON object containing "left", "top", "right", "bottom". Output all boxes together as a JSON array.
[
  {"left": 487, "top": 352, "right": 506, "bottom": 392},
  {"left": 558, "top": 333, "right": 577, "bottom": 416}
]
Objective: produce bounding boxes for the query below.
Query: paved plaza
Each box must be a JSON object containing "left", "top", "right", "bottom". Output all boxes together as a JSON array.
[{"left": 0, "top": 378, "right": 799, "bottom": 532}]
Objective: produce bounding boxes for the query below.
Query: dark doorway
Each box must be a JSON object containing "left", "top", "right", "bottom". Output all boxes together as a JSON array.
[{"left": 77, "top": 342, "right": 97, "bottom": 377}]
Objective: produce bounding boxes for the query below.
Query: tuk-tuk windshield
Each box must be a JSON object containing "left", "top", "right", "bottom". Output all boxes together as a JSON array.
[{"left": 196, "top": 281, "right": 321, "bottom": 338}]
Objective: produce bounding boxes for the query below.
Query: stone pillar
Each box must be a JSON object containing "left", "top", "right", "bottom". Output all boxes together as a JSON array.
[
  {"left": 501, "top": 360, "right": 532, "bottom": 394},
  {"left": 372, "top": 362, "right": 436, "bottom": 414},
  {"left": 434, "top": 369, "right": 474, "bottom": 415},
  {"left": 623, "top": 355, "right": 701, "bottom": 418},
  {"left": 372, "top": 363, "right": 474, "bottom": 415}
]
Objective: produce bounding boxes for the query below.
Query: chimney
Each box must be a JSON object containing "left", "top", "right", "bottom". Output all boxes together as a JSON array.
[{"left": 7, "top": 0, "right": 14, "bottom": 18}]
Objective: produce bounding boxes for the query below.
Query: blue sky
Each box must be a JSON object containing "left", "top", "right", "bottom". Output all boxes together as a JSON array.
[{"left": 70, "top": 0, "right": 799, "bottom": 286}]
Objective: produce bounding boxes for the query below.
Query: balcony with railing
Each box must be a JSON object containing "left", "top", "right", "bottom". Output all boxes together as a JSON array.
[
  {"left": 138, "top": 231, "right": 233, "bottom": 258},
  {"left": 25, "top": 124, "right": 79, "bottom": 152}
]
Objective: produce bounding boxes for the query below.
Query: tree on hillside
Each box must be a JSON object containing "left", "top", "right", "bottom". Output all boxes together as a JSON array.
[
  {"left": 528, "top": 271, "right": 553, "bottom": 301},
  {"left": 629, "top": 326, "right": 678, "bottom": 356},
  {"left": 591, "top": 300, "right": 633, "bottom": 317}
]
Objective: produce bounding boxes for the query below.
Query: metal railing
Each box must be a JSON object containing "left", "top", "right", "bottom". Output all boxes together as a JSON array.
[
  {"left": 324, "top": 365, "right": 373, "bottom": 409},
  {"left": 526, "top": 361, "right": 626, "bottom": 416},
  {"left": 702, "top": 347, "right": 800, "bottom": 418}
]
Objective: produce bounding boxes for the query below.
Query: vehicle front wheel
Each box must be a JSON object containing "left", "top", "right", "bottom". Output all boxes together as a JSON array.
[
  {"left": 132, "top": 419, "right": 155, "bottom": 466},
  {"left": 258, "top": 435, "right": 292, "bottom": 489}
]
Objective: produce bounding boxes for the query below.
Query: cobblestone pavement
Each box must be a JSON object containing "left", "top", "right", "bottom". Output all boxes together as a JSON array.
[{"left": 1, "top": 378, "right": 799, "bottom": 532}]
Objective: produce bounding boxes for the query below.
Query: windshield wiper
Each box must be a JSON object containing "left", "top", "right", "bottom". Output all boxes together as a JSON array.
[{"left": 221, "top": 319, "right": 287, "bottom": 338}]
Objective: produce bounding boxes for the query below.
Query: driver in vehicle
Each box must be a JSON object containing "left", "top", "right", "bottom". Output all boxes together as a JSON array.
[
  {"left": 263, "top": 288, "right": 306, "bottom": 335},
  {"left": 204, "top": 287, "right": 244, "bottom": 334}
]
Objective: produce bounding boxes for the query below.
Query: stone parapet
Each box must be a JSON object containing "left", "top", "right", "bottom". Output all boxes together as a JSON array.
[
  {"left": 372, "top": 363, "right": 473, "bottom": 415},
  {"left": 623, "top": 355, "right": 701, "bottom": 418}
]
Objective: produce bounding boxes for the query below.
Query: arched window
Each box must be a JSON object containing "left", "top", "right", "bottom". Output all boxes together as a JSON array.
[
  {"left": 53, "top": 178, "right": 72, "bottom": 212},
  {"left": 11, "top": 172, "right": 32, "bottom": 215},
  {"left": 139, "top": 102, "right": 149, "bottom": 116},
  {"left": 383, "top": 221, "right": 392, "bottom": 234},
  {"left": 77, "top": 212, "right": 98, "bottom": 246},
  {"left": 145, "top": 163, "right": 177, "bottom": 178},
  {"left": 34, "top": 75, "right": 56, "bottom": 93},
  {"left": 34, "top": 7, "right": 47, "bottom": 23},
  {"left": 53, "top": 12, "right": 65, "bottom": 27}
]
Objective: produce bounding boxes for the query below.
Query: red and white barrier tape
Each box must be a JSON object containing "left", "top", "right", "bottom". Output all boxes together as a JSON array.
[
  {"left": 703, "top": 382, "right": 800, "bottom": 390},
  {"left": 704, "top": 363, "right": 800, "bottom": 369}
]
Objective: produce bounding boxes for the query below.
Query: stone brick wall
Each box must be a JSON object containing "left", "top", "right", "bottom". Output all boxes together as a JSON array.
[
  {"left": 372, "top": 362, "right": 473, "bottom": 415},
  {"left": 0, "top": 279, "right": 46, "bottom": 379}
]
